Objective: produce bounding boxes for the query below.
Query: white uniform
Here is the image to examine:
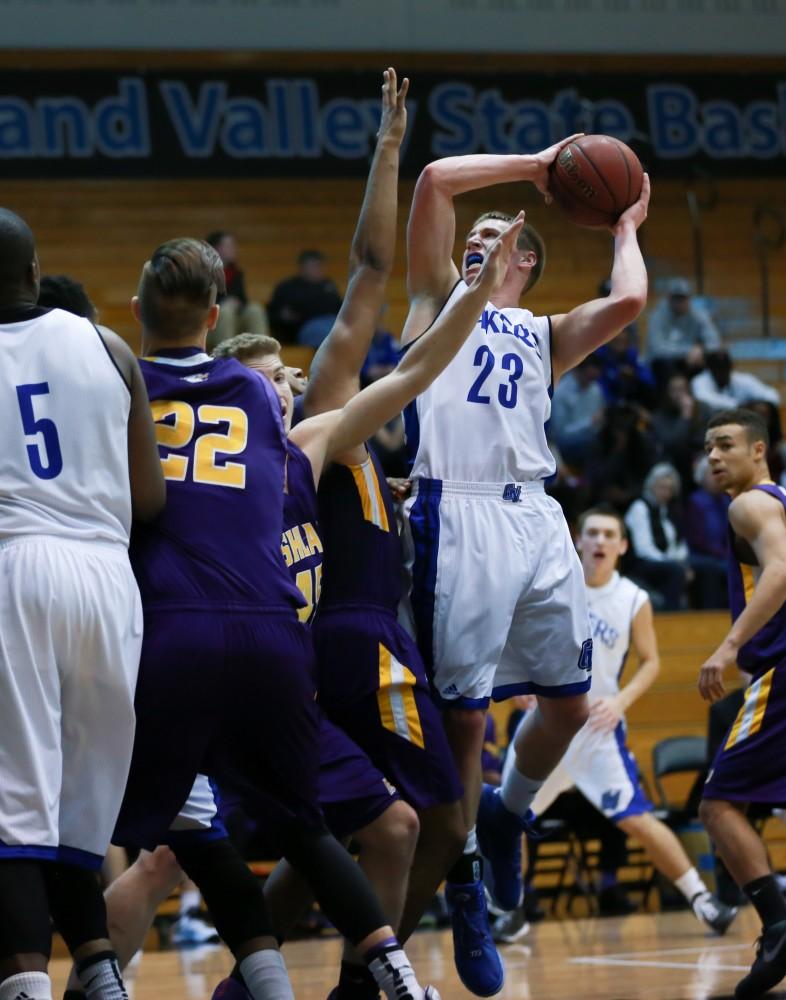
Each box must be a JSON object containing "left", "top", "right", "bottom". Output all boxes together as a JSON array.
[
  {"left": 0, "top": 306, "right": 142, "bottom": 869},
  {"left": 402, "top": 280, "right": 591, "bottom": 705},
  {"left": 508, "top": 572, "right": 653, "bottom": 821},
  {"left": 170, "top": 775, "right": 225, "bottom": 840}
]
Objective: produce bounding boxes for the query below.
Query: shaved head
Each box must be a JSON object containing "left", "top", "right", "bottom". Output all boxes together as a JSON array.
[{"left": 0, "top": 208, "right": 38, "bottom": 305}]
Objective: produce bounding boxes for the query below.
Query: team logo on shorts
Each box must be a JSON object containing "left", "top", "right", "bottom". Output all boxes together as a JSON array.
[
  {"left": 601, "top": 789, "right": 621, "bottom": 813},
  {"left": 577, "top": 638, "right": 593, "bottom": 672}
]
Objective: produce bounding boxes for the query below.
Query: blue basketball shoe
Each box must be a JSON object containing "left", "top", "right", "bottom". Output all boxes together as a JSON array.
[
  {"left": 477, "top": 784, "right": 537, "bottom": 912},
  {"left": 445, "top": 878, "right": 504, "bottom": 997}
]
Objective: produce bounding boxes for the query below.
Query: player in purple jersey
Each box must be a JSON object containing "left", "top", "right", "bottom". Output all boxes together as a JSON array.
[
  {"left": 107, "top": 235, "right": 443, "bottom": 1000},
  {"left": 698, "top": 408, "right": 786, "bottom": 999}
]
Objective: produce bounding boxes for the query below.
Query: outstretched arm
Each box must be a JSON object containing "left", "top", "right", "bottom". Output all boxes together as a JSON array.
[
  {"left": 402, "top": 136, "right": 581, "bottom": 345},
  {"left": 292, "top": 216, "right": 524, "bottom": 476},
  {"left": 699, "top": 489, "right": 786, "bottom": 702},
  {"left": 304, "top": 68, "right": 408, "bottom": 419},
  {"left": 549, "top": 175, "right": 650, "bottom": 384}
]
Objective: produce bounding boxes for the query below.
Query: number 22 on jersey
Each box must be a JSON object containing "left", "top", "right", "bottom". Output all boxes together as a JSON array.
[
  {"left": 466, "top": 346, "right": 524, "bottom": 410},
  {"left": 151, "top": 400, "right": 248, "bottom": 488}
]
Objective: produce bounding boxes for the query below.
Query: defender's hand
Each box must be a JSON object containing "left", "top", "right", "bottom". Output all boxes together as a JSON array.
[
  {"left": 471, "top": 211, "right": 525, "bottom": 295},
  {"left": 377, "top": 67, "right": 409, "bottom": 147},
  {"left": 698, "top": 642, "right": 737, "bottom": 702}
]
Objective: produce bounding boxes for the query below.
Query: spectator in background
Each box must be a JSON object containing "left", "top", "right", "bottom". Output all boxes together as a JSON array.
[
  {"left": 206, "top": 231, "right": 268, "bottom": 351},
  {"left": 646, "top": 278, "right": 721, "bottom": 384},
  {"left": 691, "top": 349, "right": 781, "bottom": 412},
  {"left": 549, "top": 354, "right": 606, "bottom": 469},
  {"left": 38, "top": 274, "right": 96, "bottom": 320},
  {"left": 685, "top": 456, "right": 729, "bottom": 609},
  {"left": 361, "top": 307, "right": 399, "bottom": 386},
  {"left": 267, "top": 249, "right": 343, "bottom": 347},
  {"left": 595, "top": 330, "right": 657, "bottom": 410},
  {"left": 625, "top": 462, "right": 690, "bottom": 611},
  {"left": 589, "top": 402, "right": 656, "bottom": 513},
  {"left": 650, "top": 373, "right": 712, "bottom": 490}
]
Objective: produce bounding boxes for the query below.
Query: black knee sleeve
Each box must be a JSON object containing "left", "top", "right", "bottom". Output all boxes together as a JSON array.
[
  {"left": 41, "top": 862, "right": 109, "bottom": 955},
  {"left": 172, "top": 838, "right": 273, "bottom": 953},
  {"left": 284, "top": 825, "right": 387, "bottom": 945},
  {"left": 0, "top": 860, "right": 52, "bottom": 959}
]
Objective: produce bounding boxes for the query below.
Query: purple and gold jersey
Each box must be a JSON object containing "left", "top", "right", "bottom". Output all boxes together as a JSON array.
[
  {"left": 283, "top": 440, "right": 323, "bottom": 624},
  {"left": 132, "top": 348, "right": 302, "bottom": 612},
  {"left": 316, "top": 448, "right": 401, "bottom": 612},
  {"left": 728, "top": 482, "right": 786, "bottom": 673}
]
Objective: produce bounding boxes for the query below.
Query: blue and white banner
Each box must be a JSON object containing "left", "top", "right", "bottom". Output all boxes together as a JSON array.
[{"left": 0, "top": 70, "right": 784, "bottom": 177}]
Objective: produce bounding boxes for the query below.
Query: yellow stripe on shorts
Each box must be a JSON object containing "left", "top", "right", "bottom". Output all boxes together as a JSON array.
[
  {"left": 377, "top": 643, "right": 424, "bottom": 749},
  {"left": 349, "top": 459, "right": 390, "bottom": 532},
  {"left": 725, "top": 668, "right": 774, "bottom": 750}
]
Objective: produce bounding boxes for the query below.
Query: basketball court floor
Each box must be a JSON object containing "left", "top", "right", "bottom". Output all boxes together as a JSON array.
[{"left": 48, "top": 907, "right": 786, "bottom": 999}]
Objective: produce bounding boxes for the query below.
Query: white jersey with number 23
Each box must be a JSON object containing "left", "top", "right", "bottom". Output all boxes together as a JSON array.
[{"left": 405, "top": 279, "right": 555, "bottom": 484}]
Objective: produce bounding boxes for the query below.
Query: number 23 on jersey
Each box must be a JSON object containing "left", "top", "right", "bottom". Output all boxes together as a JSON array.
[
  {"left": 151, "top": 400, "right": 248, "bottom": 488},
  {"left": 467, "top": 346, "right": 524, "bottom": 410}
]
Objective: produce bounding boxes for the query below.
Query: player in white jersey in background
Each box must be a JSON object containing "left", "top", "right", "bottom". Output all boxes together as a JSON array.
[
  {"left": 401, "top": 145, "right": 650, "bottom": 995},
  {"left": 0, "top": 208, "right": 165, "bottom": 1000},
  {"left": 494, "top": 508, "right": 736, "bottom": 940}
]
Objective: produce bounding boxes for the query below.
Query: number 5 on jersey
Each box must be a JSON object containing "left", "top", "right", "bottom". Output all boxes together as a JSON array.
[{"left": 151, "top": 400, "right": 248, "bottom": 488}]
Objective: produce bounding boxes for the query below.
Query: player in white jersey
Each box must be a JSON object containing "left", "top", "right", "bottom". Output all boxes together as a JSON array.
[
  {"left": 0, "top": 208, "right": 165, "bottom": 1000},
  {"left": 496, "top": 508, "right": 736, "bottom": 937},
  {"left": 401, "top": 143, "right": 650, "bottom": 995}
]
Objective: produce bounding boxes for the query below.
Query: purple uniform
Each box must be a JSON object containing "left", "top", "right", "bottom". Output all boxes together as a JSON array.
[
  {"left": 314, "top": 448, "right": 462, "bottom": 811},
  {"left": 114, "top": 348, "right": 322, "bottom": 853},
  {"left": 219, "top": 439, "right": 397, "bottom": 843},
  {"left": 704, "top": 483, "right": 786, "bottom": 805}
]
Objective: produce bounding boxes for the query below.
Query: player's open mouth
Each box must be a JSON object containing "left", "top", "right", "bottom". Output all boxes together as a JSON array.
[{"left": 465, "top": 252, "right": 483, "bottom": 268}]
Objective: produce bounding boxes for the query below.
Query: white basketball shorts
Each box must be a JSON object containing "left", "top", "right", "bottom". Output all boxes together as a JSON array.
[
  {"left": 168, "top": 774, "right": 227, "bottom": 844},
  {"left": 403, "top": 479, "right": 592, "bottom": 707},
  {"left": 505, "top": 713, "right": 652, "bottom": 822},
  {"left": 0, "top": 536, "right": 142, "bottom": 869}
]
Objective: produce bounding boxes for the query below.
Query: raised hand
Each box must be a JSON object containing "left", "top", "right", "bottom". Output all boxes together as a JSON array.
[
  {"left": 530, "top": 134, "right": 585, "bottom": 201},
  {"left": 471, "top": 211, "right": 525, "bottom": 294},
  {"left": 612, "top": 172, "right": 651, "bottom": 235},
  {"left": 377, "top": 67, "right": 409, "bottom": 147}
]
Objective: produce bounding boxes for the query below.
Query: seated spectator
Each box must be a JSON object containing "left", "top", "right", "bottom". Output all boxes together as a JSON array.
[
  {"left": 646, "top": 278, "right": 721, "bottom": 384},
  {"left": 206, "top": 231, "right": 268, "bottom": 351},
  {"left": 549, "top": 354, "right": 605, "bottom": 469},
  {"left": 588, "top": 402, "right": 657, "bottom": 513},
  {"left": 625, "top": 462, "right": 690, "bottom": 611},
  {"left": 595, "top": 330, "right": 657, "bottom": 410},
  {"left": 685, "top": 457, "right": 730, "bottom": 609},
  {"left": 267, "top": 249, "right": 343, "bottom": 347},
  {"left": 691, "top": 349, "right": 781, "bottom": 412},
  {"left": 650, "top": 373, "right": 712, "bottom": 490},
  {"left": 362, "top": 308, "right": 399, "bottom": 386},
  {"left": 38, "top": 274, "right": 96, "bottom": 320}
]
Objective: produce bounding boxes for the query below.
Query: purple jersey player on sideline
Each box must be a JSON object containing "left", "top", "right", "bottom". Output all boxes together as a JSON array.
[
  {"left": 698, "top": 408, "right": 786, "bottom": 999},
  {"left": 110, "top": 236, "right": 443, "bottom": 1000}
]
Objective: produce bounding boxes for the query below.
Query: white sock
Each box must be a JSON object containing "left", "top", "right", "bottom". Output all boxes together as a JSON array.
[
  {"left": 0, "top": 972, "right": 53, "bottom": 1000},
  {"left": 179, "top": 888, "right": 201, "bottom": 917},
  {"left": 501, "top": 766, "right": 543, "bottom": 817},
  {"left": 77, "top": 955, "right": 128, "bottom": 1000},
  {"left": 674, "top": 866, "right": 708, "bottom": 906},
  {"left": 239, "top": 949, "right": 294, "bottom": 1000},
  {"left": 367, "top": 946, "right": 425, "bottom": 1000},
  {"left": 464, "top": 826, "right": 478, "bottom": 854}
]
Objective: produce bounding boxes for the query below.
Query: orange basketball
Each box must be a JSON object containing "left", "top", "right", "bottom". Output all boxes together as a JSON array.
[{"left": 548, "top": 135, "right": 644, "bottom": 229}]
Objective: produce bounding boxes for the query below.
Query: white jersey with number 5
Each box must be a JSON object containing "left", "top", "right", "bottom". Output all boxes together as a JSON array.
[
  {"left": 404, "top": 279, "right": 555, "bottom": 483},
  {"left": 0, "top": 306, "right": 132, "bottom": 546}
]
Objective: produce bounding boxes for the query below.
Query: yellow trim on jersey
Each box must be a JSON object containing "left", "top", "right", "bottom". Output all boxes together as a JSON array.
[
  {"left": 725, "top": 668, "right": 774, "bottom": 750},
  {"left": 740, "top": 564, "right": 756, "bottom": 605},
  {"left": 349, "top": 459, "right": 390, "bottom": 532},
  {"left": 377, "top": 643, "right": 424, "bottom": 749}
]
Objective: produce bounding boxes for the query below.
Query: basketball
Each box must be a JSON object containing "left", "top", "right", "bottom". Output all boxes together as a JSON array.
[{"left": 548, "top": 134, "right": 644, "bottom": 228}]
